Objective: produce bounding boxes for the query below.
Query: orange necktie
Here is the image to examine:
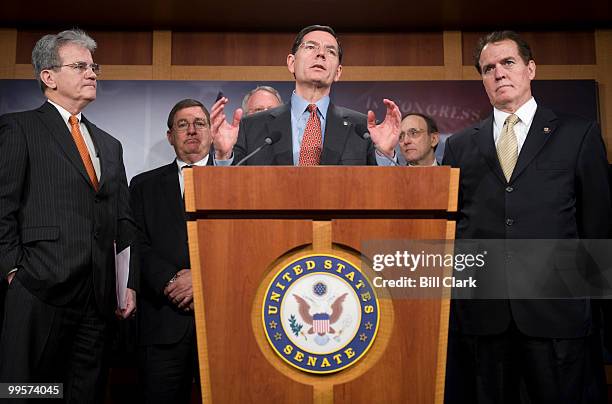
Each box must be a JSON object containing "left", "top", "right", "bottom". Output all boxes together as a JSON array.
[
  {"left": 69, "top": 115, "right": 99, "bottom": 191},
  {"left": 298, "top": 104, "right": 322, "bottom": 166}
]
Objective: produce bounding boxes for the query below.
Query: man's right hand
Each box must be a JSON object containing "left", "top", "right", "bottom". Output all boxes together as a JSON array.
[
  {"left": 210, "top": 97, "right": 242, "bottom": 160},
  {"left": 7, "top": 272, "right": 15, "bottom": 285}
]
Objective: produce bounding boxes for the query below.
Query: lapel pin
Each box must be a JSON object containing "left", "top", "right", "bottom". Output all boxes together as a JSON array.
[
  {"left": 543, "top": 127, "right": 551, "bottom": 134},
  {"left": 343, "top": 121, "right": 348, "bottom": 126}
]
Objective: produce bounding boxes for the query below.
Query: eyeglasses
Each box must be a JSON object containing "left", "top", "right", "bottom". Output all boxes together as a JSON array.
[
  {"left": 399, "top": 128, "right": 427, "bottom": 141},
  {"left": 298, "top": 41, "right": 339, "bottom": 59},
  {"left": 174, "top": 119, "right": 209, "bottom": 132},
  {"left": 52, "top": 62, "right": 101, "bottom": 75}
]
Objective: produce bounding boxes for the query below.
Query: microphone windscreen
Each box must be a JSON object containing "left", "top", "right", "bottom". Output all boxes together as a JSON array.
[
  {"left": 267, "top": 130, "right": 282, "bottom": 144},
  {"left": 354, "top": 124, "right": 370, "bottom": 140}
]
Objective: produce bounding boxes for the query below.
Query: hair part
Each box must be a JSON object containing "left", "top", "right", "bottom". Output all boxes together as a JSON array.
[
  {"left": 291, "top": 25, "right": 343, "bottom": 63},
  {"left": 241, "top": 85, "right": 283, "bottom": 112},
  {"left": 32, "top": 29, "right": 97, "bottom": 93},
  {"left": 167, "top": 99, "right": 210, "bottom": 130},
  {"left": 402, "top": 112, "right": 439, "bottom": 134},
  {"left": 473, "top": 30, "right": 534, "bottom": 74}
]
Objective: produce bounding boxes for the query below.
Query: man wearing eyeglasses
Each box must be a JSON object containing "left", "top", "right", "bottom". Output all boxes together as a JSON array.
[
  {"left": 210, "top": 25, "right": 401, "bottom": 166},
  {"left": 129, "top": 99, "right": 212, "bottom": 403},
  {"left": 398, "top": 113, "right": 440, "bottom": 166},
  {"left": 0, "top": 29, "right": 137, "bottom": 401}
]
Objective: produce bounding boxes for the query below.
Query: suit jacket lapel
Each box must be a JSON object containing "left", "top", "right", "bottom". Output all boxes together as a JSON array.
[
  {"left": 474, "top": 114, "right": 506, "bottom": 184},
  {"left": 510, "top": 107, "right": 557, "bottom": 183},
  {"left": 38, "top": 102, "right": 94, "bottom": 190},
  {"left": 321, "top": 103, "right": 351, "bottom": 165},
  {"left": 267, "top": 104, "right": 293, "bottom": 165}
]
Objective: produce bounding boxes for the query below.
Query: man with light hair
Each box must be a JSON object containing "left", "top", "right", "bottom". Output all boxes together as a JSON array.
[
  {"left": 241, "top": 85, "right": 283, "bottom": 116},
  {"left": 0, "top": 29, "right": 137, "bottom": 402}
]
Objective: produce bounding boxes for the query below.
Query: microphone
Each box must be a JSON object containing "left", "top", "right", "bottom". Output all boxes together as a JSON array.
[
  {"left": 354, "top": 124, "right": 398, "bottom": 166},
  {"left": 235, "top": 130, "right": 282, "bottom": 166}
]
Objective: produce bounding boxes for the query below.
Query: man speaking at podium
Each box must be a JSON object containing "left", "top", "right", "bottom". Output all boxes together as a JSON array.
[{"left": 209, "top": 25, "right": 402, "bottom": 166}]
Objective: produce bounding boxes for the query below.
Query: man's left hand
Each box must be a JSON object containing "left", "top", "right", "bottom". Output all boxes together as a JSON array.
[
  {"left": 116, "top": 288, "right": 137, "bottom": 319},
  {"left": 367, "top": 98, "right": 402, "bottom": 157},
  {"left": 164, "top": 269, "right": 193, "bottom": 310}
]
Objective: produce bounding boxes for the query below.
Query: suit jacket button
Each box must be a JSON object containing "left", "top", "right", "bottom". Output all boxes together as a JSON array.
[
  {"left": 505, "top": 218, "right": 514, "bottom": 226},
  {"left": 505, "top": 186, "right": 513, "bottom": 193}
]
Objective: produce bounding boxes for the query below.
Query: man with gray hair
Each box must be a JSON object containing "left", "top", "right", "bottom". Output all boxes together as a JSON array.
[
  {"left": 0, "top": 29, "right": 137, "bottom": 402},
  {"left": 241, "top": 85, "right": 283, "bottom": 116}
]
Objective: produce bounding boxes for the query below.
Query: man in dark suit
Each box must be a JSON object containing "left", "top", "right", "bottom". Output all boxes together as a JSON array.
[
  {"left": 0, "top": 29, "right": 136, "bottom": 402},
  {"left": 208, "top": 25, "right": 402, "bottom": 166},
  {"left": 130, "top": 99, "right": 211, "bottom": 403},
  {"left": 442, "top": 31, "right": 610, "bottom": 403}
]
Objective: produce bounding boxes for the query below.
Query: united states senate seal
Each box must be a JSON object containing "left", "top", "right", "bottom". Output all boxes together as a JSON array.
[{"left": 262, "top": 254, "right": 380, "bottom": 374}]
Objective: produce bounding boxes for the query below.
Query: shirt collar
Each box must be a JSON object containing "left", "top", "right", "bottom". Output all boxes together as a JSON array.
[
  {"left": 493, "top": 97, "right": 537, "bottom": 128},
  {"left": 176, "top": 155, "right": 209, "bottom": 172},
  {"left": 47, "top": 99, "right": 82, "bottom": 124},
  {"left": 291, "top": 91, "right": 330, "bottom": 121}
]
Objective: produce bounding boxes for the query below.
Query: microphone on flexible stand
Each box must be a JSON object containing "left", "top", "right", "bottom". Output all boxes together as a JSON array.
[
  {"left": 235, "top": 130, "right": 282, "bottom": 166},
  {"left": 354, "top": 124, "right": 398, "bottom": 166}
]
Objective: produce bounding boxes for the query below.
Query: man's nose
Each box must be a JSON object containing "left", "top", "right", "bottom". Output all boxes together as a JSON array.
[{"left": 494, "top": 65, "right": 505, "bottom": 80}]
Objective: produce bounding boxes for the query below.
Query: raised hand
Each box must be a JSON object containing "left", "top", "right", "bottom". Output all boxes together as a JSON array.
[
  {"left": 210, "top": 97, "right": 242, "bottom": 160},
  {"left": 367, "top": 98, "right": 402, "bottom": 157}
]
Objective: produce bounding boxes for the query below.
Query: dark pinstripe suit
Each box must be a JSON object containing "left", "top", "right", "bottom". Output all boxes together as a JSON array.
[{"left": 0, "top": 101, "right": 136, "bottom": 401}]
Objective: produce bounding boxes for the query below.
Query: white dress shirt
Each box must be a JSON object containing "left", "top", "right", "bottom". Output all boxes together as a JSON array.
[
  {"left": 48, "top": 99, "right": 101, "bottom": 179},
  {"left": 177, "top": 156, "right": 209, "bottom": 196},
  {"left": 493, "top": 97, "right": 537, "bottom": 155}
]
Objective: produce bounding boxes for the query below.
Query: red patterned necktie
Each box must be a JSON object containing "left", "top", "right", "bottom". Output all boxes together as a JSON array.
[
  {"left": 298, "top": 104, "right": 322, "bottom": 166},
  {"left": 69, "top": 115, "right": 99, "bottom": 191}
]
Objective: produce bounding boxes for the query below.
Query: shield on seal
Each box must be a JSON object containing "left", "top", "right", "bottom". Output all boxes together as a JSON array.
[{"left": 312, "top": 313, "right": 330, "bottom": 335}]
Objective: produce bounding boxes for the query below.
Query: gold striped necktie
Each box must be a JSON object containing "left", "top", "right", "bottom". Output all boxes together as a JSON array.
[{"left": 497, "top": 114, "right": 520, "bottom": 182}]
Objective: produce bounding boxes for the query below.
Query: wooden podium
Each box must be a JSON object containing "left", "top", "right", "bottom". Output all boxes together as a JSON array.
[{"left": 184, "top": 166, "right": 459, "bottom": 404}]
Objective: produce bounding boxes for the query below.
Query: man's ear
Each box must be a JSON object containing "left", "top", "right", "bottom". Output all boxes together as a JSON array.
[
  {"left": 334, "top": 64, "right": 343, "bottom": 82},
  {"left": 528, "top": 60, "right": 536, "bottom": 80},
  {"left": 40, "top": 70, "right": 57, "bottom": 90},
  {"left": 431, "top": 132, "right": 440, "bottom": 148},
  {"left": 287, "top": 54, "right": 295, "bottom": 75},
  {"left": 166, "top": 130, "right": 174, "bottom": 146}
]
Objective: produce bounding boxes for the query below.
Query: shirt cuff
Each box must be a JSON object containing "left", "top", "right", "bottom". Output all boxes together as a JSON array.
[
  {"left": 375, "top": 149, "right": 397, "bottom": 166},
  {"left": 214, "top": 152, "right": 234, "bottom": 166}
]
